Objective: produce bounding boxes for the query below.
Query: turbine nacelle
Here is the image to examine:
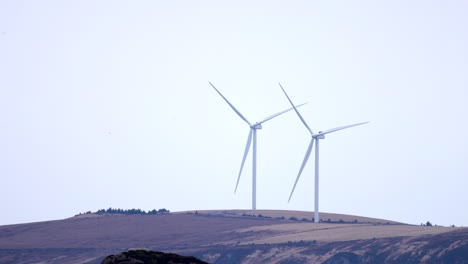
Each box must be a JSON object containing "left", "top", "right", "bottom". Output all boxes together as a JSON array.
[
  {"left": 252, "top": 123, "right": 263, "bottom": 129},
  {"left": 313, "top": 132, "right": 325, "bottom": 139}
]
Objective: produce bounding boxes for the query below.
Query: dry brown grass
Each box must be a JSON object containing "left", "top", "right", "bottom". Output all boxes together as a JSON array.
[{"left": 235, "top": 222, "right": 458, "bottom": 244}]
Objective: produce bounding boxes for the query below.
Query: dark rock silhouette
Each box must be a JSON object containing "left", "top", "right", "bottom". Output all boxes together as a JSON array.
[{"left": 102, "top": 250, "right": 208, "bottom": 264}]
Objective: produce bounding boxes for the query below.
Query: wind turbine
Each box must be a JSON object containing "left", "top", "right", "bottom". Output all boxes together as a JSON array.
[
  {"left": 210, "top": 82, "right": 305, "bottom": 210},
  {"left": 279, "top": 83, "right": 368, "bottom": 223}
]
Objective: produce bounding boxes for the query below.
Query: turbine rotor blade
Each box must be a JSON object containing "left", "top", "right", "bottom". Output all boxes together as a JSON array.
[
  {"left": 288, "top": 138, "right": 315, "bottom": 202},
  {"left": 235, "top": 129, "right": 253, "bottom": 194},
  {"left": 209, "top": 82, "right": 251, "bottom": 126},
  {"left": 279, "top": 83, "right": 314, "bottom": 135},
  {"left": 317, "top": 121, "right": 369, "bottom": 136},
  {"left": 257, "top": 102, "right": 307, "bottom": 125}
]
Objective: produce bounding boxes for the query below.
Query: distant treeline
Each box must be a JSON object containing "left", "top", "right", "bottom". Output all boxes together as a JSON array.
[{"left": 76, "top": 208, "right": 170, "bottom": 216}]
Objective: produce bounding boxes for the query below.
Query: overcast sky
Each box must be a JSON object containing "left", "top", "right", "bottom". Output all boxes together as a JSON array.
[{"left": 1, "top": 1, "right": 467, "bottom": 227}]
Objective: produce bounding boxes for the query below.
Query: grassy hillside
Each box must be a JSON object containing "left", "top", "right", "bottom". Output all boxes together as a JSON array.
[{"left": 0, "top": 210, "right": 466, "bottom": 263}]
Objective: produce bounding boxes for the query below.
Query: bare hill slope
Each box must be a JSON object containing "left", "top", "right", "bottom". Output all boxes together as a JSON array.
[{"left": 0, "top": 210, "right": 466, "bottom": 263}]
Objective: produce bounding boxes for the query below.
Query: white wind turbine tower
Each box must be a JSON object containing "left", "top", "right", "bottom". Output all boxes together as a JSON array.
[
  {"left": 279, "top": 83, "right": 368, "bottom": 223},
  {"left": 210, "top": 82, "right": 305, "bottom": 210}
]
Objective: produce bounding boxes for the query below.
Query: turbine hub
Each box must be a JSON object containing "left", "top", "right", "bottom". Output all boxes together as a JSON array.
[
  {"left": 252, "top": 123, "right": 262, "bottom": 129},
  {"left": 315, "top": 132, "right": 325, "bottom": 139}
]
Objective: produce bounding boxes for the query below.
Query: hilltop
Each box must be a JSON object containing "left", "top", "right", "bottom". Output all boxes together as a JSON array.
[{"left": 0, "top": 210, "right": 466, "bottom": 263}]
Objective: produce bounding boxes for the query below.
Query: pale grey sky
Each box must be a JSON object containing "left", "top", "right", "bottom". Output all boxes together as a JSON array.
[{"left": 1, "top": 1, "right": 467, "bottom": 226}]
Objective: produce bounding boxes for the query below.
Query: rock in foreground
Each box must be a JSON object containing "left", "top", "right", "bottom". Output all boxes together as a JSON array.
[{"left": 102, "top": 250, "right": 209, "bottom": 264}]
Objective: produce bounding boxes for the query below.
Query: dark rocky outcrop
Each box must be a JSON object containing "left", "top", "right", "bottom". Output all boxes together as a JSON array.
[{"left": 102, "top": 250, "right": 208, "bottom": 264}]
